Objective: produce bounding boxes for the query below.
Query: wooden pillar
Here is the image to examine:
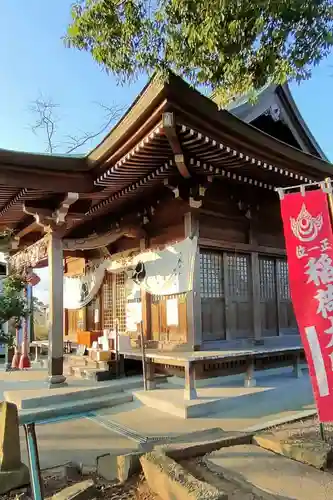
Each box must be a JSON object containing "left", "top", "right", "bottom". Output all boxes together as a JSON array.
[
  {"left": 244, "top": 357, "right": 256, "bottom": 387},
  {"left": 146, "top": 360, "right": 156, "bottom": 390},
  {"left": 251, "top": 252, "right": 262, "bottom": 341},
  {"left": 249, "top": 217, "right": 261, "bottom": 341},
  {"left": 293, "top": 351, "right": 303, "bottom": 378},
  {"left": 184, "top": 213, "right": 202, "bottom": 350},
  {"left": 184, "top": 361, "right": 197, "bottom": 400},
  {"left": 140, "top": 238, "right": 152, "bottom": 341},
  {"left": 223, "top": 253, "right": 232, "bottom": 341},
  {"left": 48, "top": 232, "right": 66, "bottom": 386}
]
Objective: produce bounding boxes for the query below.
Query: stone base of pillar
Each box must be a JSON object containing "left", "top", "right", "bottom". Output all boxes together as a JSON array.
[{"left": 48, "top": 374, "right": 67, "bottom": 388}]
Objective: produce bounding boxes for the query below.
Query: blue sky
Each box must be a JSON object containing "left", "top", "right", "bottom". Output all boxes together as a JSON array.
[
  {"left": 0, "top": 1, "right": 146, "bottom": 155},
  {"left": 1, "top": 1, "right": 333, "bottom": 159},
  {"left": 2, "top": 1, "right": 333, "bottom": 303}
]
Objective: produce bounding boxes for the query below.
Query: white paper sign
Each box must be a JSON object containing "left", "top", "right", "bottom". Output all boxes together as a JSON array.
[
  {"left": 166, "top": 298, "right": 179, "bottom": 326},
  {"left": 126, "top": 302, "right": 142, "bottom": 332}
]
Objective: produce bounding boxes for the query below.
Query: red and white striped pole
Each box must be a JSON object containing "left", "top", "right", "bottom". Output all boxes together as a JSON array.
[
  {"left": 11, "top": 326, "right": 21, "bottom": 369},
  {"left": 19, "top": 285, "right": 31, "bottom": 369}
]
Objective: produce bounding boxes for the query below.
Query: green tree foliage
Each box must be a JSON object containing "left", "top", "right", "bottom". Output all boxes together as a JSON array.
[
  {"left": 0, "top": 274, "right": 28, "bottom": 343},
  {"left": 65, "top": 0, "right": 333, "bottom": 106}
]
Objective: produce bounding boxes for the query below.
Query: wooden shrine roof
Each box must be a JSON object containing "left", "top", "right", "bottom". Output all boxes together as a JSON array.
[
  {"left": 225, "top": 82, "right": 326, "bottom": 160},
  {"left": 1, "top": 71, "right": 332, "bottom": 250}
]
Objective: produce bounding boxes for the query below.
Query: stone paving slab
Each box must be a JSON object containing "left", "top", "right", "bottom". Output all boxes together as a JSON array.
[
  {"left": 19, "top": 417, "right": 139, "bottom": 469},
  {"left": 5, "top": 383, "right": 124, "bottom": 410},
  {"left": 134, "top": 385, "right": 270, "bottom": 418},
  {"left": 254, "top": 429, "right": 333, "bottom": 469},
  {"left": 18, "top": 392, "right": 133, "bottom": 425},
  {"left": 206, "top": 444, "right": 333, "bottom": 500},
  {"left": 95, "top": 374, "right": 315, "bottom": 436}
]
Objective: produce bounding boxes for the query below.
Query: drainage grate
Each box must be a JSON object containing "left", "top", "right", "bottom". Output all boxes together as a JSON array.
[{"left": 88, "top": 414, "right": 176, "bottom": 445}]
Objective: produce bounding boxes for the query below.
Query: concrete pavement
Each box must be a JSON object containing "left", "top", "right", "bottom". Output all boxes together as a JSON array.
[
  {"left": 0, "top": 364, "right": 316, "bottom": 469},
  {"left": 92, "top": 369, "right": 315, "bottom": 436}
]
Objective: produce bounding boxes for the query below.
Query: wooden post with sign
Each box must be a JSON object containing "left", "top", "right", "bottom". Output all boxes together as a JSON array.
[{"left": 139, "top": 320, "right": 147, "bottom": 391}]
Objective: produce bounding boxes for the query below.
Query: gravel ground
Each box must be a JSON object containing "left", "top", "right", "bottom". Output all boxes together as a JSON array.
[
  {"left": 3, "top": 416, "right": 327, "bottom": 500},
  {"left": 265, "top": 415, "right": 333, "bottom": 444},
  {"left": 0, "top": 467, "right": 159, "bottom": 500}
]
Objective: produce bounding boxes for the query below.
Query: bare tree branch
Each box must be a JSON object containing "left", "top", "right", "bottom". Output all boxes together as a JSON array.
[
  {"left": 28, "top": 97, "right": 125, "bottom": 155},
  {"left": 29, "top": 97, "right": 60, "bottom": 154},
  {"left": 64, "top": 102, "right": 124, "bottom": 154}
]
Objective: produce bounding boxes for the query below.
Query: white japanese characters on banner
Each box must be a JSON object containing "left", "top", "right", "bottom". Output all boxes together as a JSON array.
[{"left": 280, "top": 188, "right": 333, "bottom": 422}]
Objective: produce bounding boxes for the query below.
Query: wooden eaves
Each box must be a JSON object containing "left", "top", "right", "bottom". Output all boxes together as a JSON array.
[{"left": 0, "top": 71, "right": 332, "bottom": 254}]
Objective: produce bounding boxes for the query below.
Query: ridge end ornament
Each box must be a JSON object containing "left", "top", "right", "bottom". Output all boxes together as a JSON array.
[{"left": 290, "top": 203, "right": 323, "bottom": 242}]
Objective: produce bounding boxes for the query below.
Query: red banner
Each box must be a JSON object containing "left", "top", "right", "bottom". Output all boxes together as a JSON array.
[{"left": 280, "top": 188, "right": 333, "bottom": 422}]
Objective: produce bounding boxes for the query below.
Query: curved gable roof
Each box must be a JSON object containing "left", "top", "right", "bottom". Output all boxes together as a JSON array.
[{"left": 225, "top": 82, "right": 326, "bottom": 160}]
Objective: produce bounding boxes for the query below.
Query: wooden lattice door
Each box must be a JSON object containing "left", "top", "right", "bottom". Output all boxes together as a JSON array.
[
  {"left": 276, "top": 259, "right": 297, "bottom": 335},
  {"left": 115, "top": 272, "right": 126, "bottom": 333},
  {"left": 102, "top": 273, "right": 114, "bottom": 330},
  {"left": 200, "top": 251, "right": 225, "bottom": 341},
  {"left": 226, "top": 253, "right": 253, "bottom": 339},
  {"left": 259, "top": 257, "right": 278, "bottom": 336}
]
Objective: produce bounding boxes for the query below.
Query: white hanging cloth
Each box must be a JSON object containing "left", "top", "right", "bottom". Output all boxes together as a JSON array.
[
  {"left": 63, "top": 236, "right": 198, "bottom": 309},
  {"left": 106, "top": 236, "right": 198, "bottom": 296},
  {"left": 63, "top": 261, "right": 107, "bottom": 310}
]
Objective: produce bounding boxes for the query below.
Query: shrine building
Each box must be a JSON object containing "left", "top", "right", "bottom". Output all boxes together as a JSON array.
[{"left": 1, "top": 72, "right": 331, "bottom": 389}]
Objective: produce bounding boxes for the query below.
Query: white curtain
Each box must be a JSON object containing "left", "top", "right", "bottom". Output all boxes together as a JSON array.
[
  {"left": 63, "top": 261, "right": 107, "bottom": 310},
  {"left": 63, "top": 237, "right": 198, "bottom": 309},
  {"left": 107, "top": 236, "right": 198, "bottom": 296}
]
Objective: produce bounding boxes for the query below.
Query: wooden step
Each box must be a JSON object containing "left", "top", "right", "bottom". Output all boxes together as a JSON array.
[
  {"left": 67, "top": 355, "right": 90, "bottom": 366},
  {"left": 83, "top": 368, "right": 115, "bottom": 382},
  {"left": 72, "top": 366, "right": 85, "bottom": 377}
]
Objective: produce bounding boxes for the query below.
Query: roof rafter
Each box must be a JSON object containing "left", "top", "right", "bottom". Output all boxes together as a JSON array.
[
  {"left": 87, "top": 160, "right": 174, "bottom": 217},
  {"left": 0, "top": 188, "right": 28, "bottom": 217}
]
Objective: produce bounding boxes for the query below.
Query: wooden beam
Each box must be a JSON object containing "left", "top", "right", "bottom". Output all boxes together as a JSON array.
[
  {"left": 14, "top": 222, "right": 41, "bottom": 240},
  {"left": 199, "top": 237, "right": 286, "bottom": 257},
  {"left": 163, "top": 112, "right": 191, "bottom": 178},
  {"left": 0, "top": 165, "right": 94, "bottom": 193},
  {"left": 63, "top": 224, "right": 146, "bottom": 251},
  {"left": 23, "top": 205, "right": 54, "bottom": 220}
]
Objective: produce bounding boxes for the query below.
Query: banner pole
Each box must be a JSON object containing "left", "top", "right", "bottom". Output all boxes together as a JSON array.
[
  {"left": 139, "top": 320, "right": 147, "bottom": 391},
  {"left": 321, "top": 177, "right": 333, "bottom": 438},
  {"left": 325, "top": 178, "right": 333, "bottom": 224}
]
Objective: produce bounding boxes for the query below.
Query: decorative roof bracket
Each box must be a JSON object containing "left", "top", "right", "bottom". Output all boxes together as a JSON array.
[
  {"left": 162, "top": 112, "right": 191, "bottom": 179},
  {"left": 53, "top": 192, "right": 79, "bottom": 225},
  {"left": 163, "top": 178, "right": 182, "bottom": 199},
  {"left": 23, "top": 192, "right": 79, "bottom": 231}
]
